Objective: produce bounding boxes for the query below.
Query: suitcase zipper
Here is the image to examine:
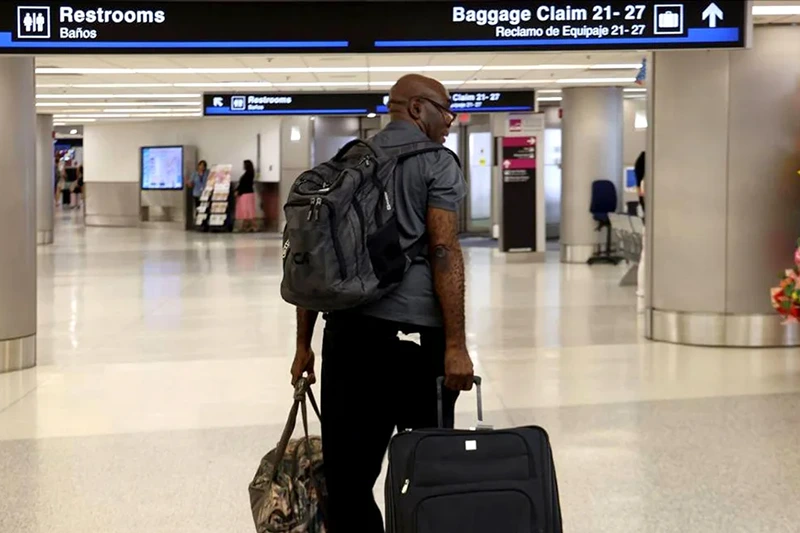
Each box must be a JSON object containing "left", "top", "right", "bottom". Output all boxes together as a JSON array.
[
  {"left": 404, "top": 431, "right": 536, "bottom": 487},
  {"left": 412, "top": 488, "right": 537, "bottom": 531}
]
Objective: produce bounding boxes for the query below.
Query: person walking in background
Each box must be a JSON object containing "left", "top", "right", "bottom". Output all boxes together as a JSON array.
[
  {"left": 236, "top": 159, "right": 257, "bottom": 232},
  {"left": 73, "top": 165, "right": 84, "bottom": 210},
  {"left": 634, "top": 151, "right": 646, "bottom": 312},
  {"left": 634, "top": 150, "right": 645, "bottom": 214},
  {"left": 189, "top": 160, "right": 209, "bottom": 211}
]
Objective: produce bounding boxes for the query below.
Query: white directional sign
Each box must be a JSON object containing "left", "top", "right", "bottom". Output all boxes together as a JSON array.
[{"left": 703, "top": 3, "right": 724, "bottom": 28}]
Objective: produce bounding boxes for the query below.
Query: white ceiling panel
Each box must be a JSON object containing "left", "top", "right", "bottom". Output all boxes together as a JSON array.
[{"left": 36, "top": 49, "right": 647, "bottom": 124}]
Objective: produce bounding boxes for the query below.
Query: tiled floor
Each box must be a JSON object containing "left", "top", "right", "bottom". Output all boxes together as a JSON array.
[{"left": 2, "top": 215, "right": 800, "bottom": 532}]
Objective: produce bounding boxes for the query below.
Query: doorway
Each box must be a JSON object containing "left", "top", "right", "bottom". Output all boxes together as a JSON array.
[{"left": 446, "top": 114, "right": 493, "bottom": 236}]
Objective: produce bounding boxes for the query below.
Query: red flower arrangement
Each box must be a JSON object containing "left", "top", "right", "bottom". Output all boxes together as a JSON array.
[{"left": 771, "top": 241, "right": 800, "bottom": 323}]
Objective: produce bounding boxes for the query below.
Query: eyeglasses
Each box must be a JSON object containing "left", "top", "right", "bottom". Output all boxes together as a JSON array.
[
  {"left": 416, "top": 96, "right": 457, "bottom": 126},
  {"left": 389, "top": 96, "right": 457, "bottom": 126}
]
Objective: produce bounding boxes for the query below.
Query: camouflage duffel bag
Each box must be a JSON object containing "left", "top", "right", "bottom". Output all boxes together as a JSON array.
[{"left": 249, "top": 378, "right": 327, "bottom": 532}]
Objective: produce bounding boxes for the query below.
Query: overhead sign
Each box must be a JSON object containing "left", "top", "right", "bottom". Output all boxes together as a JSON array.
[
  {"left": 3, "top": 1, "right": 749, "bottom": 53},
  {"left": 203, "top": 91, "right": 536, "bottom": 117}
]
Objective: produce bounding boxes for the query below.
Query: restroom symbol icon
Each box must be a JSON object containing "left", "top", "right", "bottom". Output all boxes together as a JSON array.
[
  {"left": 231, "top": 96, "right": 247, "bottom": 111},
  {"left": 17, "top": 6, "right": 51, "bottom": 39}
]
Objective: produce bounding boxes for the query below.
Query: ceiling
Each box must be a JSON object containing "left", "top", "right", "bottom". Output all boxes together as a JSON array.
[{"left": 34, "top": 2, "right": 800, "bottom": 126}]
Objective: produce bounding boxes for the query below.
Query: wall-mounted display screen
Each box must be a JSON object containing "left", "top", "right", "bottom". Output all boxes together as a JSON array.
[
  {"left": 141, "top": 146, "right": 184, "bottom": 190},
  {"left": 0, "top": 1, "right": 748, "bottom": 54}
]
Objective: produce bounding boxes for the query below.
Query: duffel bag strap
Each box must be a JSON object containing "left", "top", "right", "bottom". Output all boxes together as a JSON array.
[{"left": 270, "top": 377, "right": 318, "bottom": 480}]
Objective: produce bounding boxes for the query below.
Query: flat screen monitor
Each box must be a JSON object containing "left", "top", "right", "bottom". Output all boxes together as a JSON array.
[
  {"left": 141, "top": 146, "right": 184, "bottom": 190},
  {"left": 624, "top": 166, "right": 638, "bottom": 191}
]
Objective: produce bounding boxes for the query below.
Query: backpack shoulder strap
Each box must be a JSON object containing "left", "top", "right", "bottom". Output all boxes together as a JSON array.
[
  {"left": 332, "top": 139, "right": 385, "bottom": 162},
  {"left": 380, "top": 140, "right": 461, "bottom": 168}
]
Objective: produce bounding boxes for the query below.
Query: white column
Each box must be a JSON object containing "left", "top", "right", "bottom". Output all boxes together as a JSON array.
[
  {"left": 0, "top": 57, "right": 36, "bottom": 373},
  {"left": 560, "top": 87, "right": 623, "bottom": 263},
  {"left": 36, "top": 114, "right": 54, "bottom": 245},
  {"left": 647, "top": 26, "right": 800, "bottom": 347}
]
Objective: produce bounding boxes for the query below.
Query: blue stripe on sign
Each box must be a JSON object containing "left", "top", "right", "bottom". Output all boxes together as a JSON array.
[
  {"left": 451, "top": 105, "right": 534, "bottom": 112},
  {"left": 376, "top": 105, "right": 533, "bottom": 113},
  {"left": 374, "top": 27, "right": 740, "bottom": 48},
  {"left": 0, "top": 32, "right": 348, "bottom": 49},
  {"left": 205, "top": 108, "right": 370, "bottom": 115}
]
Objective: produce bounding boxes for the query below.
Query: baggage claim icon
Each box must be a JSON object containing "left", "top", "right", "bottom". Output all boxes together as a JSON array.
[{"left": 653, "top": 4, "right": 683, "bottom": 35}]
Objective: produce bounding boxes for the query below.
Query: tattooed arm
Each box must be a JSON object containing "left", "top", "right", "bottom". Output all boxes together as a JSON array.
[
  {"left": 291, "top": 307, "right": 319, "bottom": 384},
  {"left": 427, "top": 206, "right": 474, "bottom": 391}
]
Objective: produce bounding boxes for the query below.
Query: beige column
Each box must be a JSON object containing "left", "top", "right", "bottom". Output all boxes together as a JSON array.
[
  {"left": 560, "top": 87, "right": 624, "bottom": 263},
  {"left": 0, "top": 57, "right": 37, "bottom": 373},
  {"left": 647, "top": 26, "right": 800, "bottom": 346}
]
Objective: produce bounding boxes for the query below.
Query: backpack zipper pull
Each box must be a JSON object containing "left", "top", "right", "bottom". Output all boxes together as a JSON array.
[
  {"left": 384, "top": 191, "right": 392, "bottom": 211},
  {"left": 306, "top": 199, "right": 314, "bottom": 221},
  {"left": 401, "top": 479, "right": 410, "bottom": 494},
  {"left": 315, "top": 198, "right": 321, "bottom": 221}
]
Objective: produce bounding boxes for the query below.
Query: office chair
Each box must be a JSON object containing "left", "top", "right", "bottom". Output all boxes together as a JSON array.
[{"left": 587, "top": 179, "right": 623, "bottom": 266}]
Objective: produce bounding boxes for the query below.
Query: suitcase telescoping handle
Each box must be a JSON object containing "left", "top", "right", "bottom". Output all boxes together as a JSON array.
[{"left": 436, "top": 375, "right": 488, "bottom": 429}]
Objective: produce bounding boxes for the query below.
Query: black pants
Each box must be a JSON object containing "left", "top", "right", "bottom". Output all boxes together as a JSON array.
[{"left": 321, "top": 314, "right": 458, "bottom": 533}]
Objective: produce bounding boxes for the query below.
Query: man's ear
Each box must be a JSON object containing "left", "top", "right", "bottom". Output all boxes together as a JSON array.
[{"left": 409, "top": 98, "right": 422, "bottom": 120}]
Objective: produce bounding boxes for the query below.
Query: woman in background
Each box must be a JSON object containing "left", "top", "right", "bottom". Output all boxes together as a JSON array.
[
  {"left": 236, "top": 159, "right": 257, "bottom": 232},
  {"left": 189, "top": 160, "right": 209, "bottom": 210}
]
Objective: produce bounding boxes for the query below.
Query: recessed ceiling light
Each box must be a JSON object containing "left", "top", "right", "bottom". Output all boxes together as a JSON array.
[
  {"left": 464, "top": 79, "right": 556, "bottom": 85},
  {"left": 588, "top": 64, "right": 643, "bottom": 70},
  {"left": 536, "top": 97, "right": 563, "bottom": 102},
  {"left": 37, "top": 83, "right": 173, "bottom": 89},
  {"left": 482, "top": 64, "right": 584, "bottom": 71},
  {"left": 37, "top": 101, "right": 200, "bottom": 107},
  {"left": 34, "top": 65, "right": 483, "bottom": 75},
  {"left": 103, "top": 108, "right": 202, "bottom": 113},
  {"left": 69, "top": 128, "right": 78, "bottom": 134},
  {"left": 53, "top": 113, "right": 202, "bottom": 119},
  {"left": 173, "top": 82, "right": 274, "bottom": 88},
  {"left": 556, "top": 78, "right": 636, "bottom": 84},
  {"left": 37, "top": 93, "right": 200, "bottom": 99},
  {"left": 623, "top": 88, "right": 647, "bottom": 93},
  {"left": 752, "top": 5, "right": 800, "bottom": 15},
  {"left": 536, "top": 89, "right": 563, "bottom": 94},
  {"left": 33, "top": 64, "right": 645, "bottom": 77},
  {"left": 367, "top": 112, "right": 377, "bottom": 118}
]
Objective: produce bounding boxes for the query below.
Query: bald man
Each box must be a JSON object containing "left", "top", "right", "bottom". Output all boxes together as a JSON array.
[{"left": 291, "top": 74, "right": 474, "bottom": 532}]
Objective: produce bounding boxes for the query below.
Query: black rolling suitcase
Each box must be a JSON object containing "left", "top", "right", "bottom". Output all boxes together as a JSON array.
[{"left": 385, "top": 376, "right": 562, "bottom": 533}]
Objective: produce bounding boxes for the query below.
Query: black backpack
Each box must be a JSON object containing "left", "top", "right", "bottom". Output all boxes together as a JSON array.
[{"left": 280, "top": 138, "right": 453, "bottom": 312}]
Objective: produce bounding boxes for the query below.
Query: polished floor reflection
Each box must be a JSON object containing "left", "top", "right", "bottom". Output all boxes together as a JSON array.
[{"left": 1, "top": 216, "right": 799, "bottom": 532}]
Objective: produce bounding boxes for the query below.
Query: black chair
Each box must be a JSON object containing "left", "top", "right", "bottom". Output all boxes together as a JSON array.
[{"left": 587, "top": 180, "right": 622, "bottom": 265}]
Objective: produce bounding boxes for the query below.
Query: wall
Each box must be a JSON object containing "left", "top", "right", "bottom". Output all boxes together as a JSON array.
[
  {"left": 84, "top": 116, "right": 281, "bottom": 184},
  {"left": 623, "top": 98, "right": 647, "bottom": 167},
  {"left": 312, "top": 116, "right": 360, "bottom": 166},
  {"left": 83, "top": 116, "right": 281, "bottom": 226},
  {"left": 279, "top": 116, "right": 313, "bottom": 226}
]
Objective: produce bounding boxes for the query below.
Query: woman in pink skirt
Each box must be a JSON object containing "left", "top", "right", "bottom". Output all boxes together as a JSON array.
[{"left": 235, "top": 159, "right": 257, "bottom": 232}]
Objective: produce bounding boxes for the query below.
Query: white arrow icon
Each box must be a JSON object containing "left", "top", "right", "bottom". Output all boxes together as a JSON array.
[
  {"left": 213, "top": 97, "right": 223, "bottom": 107},
  {"left": 526, "top": 137, "right": 535, "bottom": 145},
  {"left": 702, "top": 2, "right": 723, "bottom": 28},
  {"left": 503, "top": 160, "right": 511, "bottom": 169}
]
